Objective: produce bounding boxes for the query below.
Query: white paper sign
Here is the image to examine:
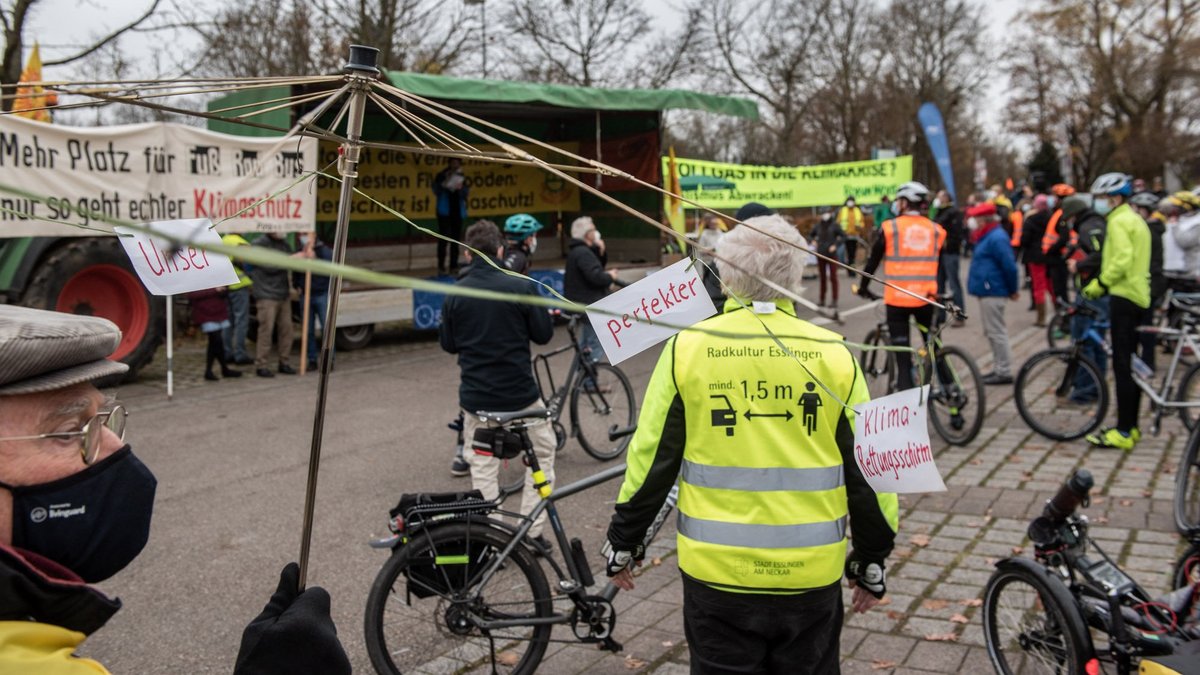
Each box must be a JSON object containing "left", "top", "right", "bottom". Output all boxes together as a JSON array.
[
  {"left": 115, "top": 219, "right": 239, "bottom": 296},
  {"left": 587, "top": 258, "right": 717, "bottom": 365},
  {"left": 853, "top": 386, "right": 947, "bottom": 494}
]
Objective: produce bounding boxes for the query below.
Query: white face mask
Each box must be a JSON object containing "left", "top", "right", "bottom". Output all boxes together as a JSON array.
[
  {"left": 846, "top": 200, "right": 856, "bottom": 208},
  {"left": 1093, "top": 197, "right": 1112, "bottom": 216},
  {"left": 592, "top": 230, "right": 602, "bottom": 242},
  {"left": 966, "top": 217, "right": 979, "bottom": 231},
  {"left": 890, "top": 201, "right": 901, "bottom": 216},
  {"left": 528, "top": 236, "right": 538, "bottom": 254}
]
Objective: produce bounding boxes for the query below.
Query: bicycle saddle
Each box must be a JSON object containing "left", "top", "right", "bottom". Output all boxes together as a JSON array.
[{"left": 473, "top": 409, "right": 552, "bottom": 425}]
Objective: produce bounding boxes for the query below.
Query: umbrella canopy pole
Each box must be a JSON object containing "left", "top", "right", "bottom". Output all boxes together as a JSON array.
[{"left": 297, "top": 46, "right": 380, "bottom": 590}]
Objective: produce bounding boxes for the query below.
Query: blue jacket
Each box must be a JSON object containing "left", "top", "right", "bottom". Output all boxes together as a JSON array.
[{"left": 968, "top": 225, "right": 1019, "bottom": 297}]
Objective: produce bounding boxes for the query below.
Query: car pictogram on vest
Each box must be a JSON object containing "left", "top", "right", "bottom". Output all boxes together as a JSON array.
[{"left": 710, "top": 394, "right": 737, "bottom": 436}]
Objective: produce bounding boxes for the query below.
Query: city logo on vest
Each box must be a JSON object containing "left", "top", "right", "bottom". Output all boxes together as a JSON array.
[
  {"left": 853, "top": 386, "right": 946, "bottom": 494},
  {"left": 902, "top": 223, "right": 933, "bottom": 251},
  {"left": 30, "top": 506, "right": 47, "bottom": 523}
]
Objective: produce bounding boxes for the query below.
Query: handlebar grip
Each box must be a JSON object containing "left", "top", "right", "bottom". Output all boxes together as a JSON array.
[{"left": 1027, "top": 469, "right": 1093, "bottom": 544}]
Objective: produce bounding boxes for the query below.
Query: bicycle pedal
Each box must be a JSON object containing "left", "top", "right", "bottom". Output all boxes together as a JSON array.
[{"left": 600, "top": 637, "right": 623, "bottom": 653}]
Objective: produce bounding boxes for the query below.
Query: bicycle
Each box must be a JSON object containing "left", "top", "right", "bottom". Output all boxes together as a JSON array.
[
  {"left": 532, "top": 314, "right": 637, "bottom": 461},
  {"left": 983, "top": 469, "right": 1200, "bottom": 674},
  {"left": 449, "top": 412, "right": 524, "bottom": 497},
  {"left": 363, "top": 413, "right": 673, "bottom": 675},
  {"left": 1014, "top": 297, "right": 1200, "bottom": 443},
  {"left": 856, "top": 288, "right": 986, "bottom": 446}
]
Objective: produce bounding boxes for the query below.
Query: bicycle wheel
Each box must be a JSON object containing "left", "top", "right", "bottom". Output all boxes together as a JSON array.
[
  {"left": 983, "top": 566, "right": 1091, "bottom": 675},
  {"left": 859, "top": 329, "right": 894, "bottom": 399},
  {"left": 1046, "top": 312, "right": 1070, "bottom": 349},
  {"left": 571, "top": 363, "right": 636, "bottom": 460},
  {"left": 364, "top": 522, "right": 552, "bottom": 675},
  {"left": 1174, "top": 423, "right": 1200, "bottom": 533},
  {"left": 1176, "top": 362, "right": 1200, "bottom": 431},
  {"left": 1173, "top": 542, "right": 1200, "bottom": 590},
  {"left": 925, "top": 345, "right": 985, "bottom": 446},
  {"left": 1014, "top": 349, "right": 1108, "bottom": 442}
]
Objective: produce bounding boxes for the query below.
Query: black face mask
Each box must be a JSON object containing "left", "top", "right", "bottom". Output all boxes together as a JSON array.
[{"left": 1, "top": 445, "right": 156, "bottom": 583}]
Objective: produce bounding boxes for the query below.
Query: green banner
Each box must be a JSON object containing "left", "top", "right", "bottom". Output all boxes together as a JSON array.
[{"left": 662, "top": 155, "right": 913, "bottom": 209}]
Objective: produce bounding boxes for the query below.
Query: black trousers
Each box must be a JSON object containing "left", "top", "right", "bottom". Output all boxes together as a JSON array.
[
  {"left": 844, "top": 239, "right": 858, "bottom": 276},
  {"left": 887, "top": 304, "right": 935, "bottom": 391},
  {"left": 1047, "top": 261, "right": 1070, "bottom": 305},
  {"left": 683, "top": 575, "right": 842, "bottom": 675},
  {"left": 1110, "top": 296, "right": 1147, "bottom": 433},
  {"left": 436, "top": 213, "right": 463, "bottom": 271},
  {"left": 1138, "top": 294, "right": 1164, "bottom": 372}
]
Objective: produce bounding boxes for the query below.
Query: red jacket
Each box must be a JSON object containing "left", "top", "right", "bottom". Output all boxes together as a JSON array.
[{"left": 188, "top": 289, "right": 229, "bottom": 325}]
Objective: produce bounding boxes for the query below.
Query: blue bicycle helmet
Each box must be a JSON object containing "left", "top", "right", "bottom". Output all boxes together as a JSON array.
[
  {"left": 503, "top": 213, "right": 543, "bottom": 241},
  {"left": 1089, "top": 172, "right": 1134, "bottom": 196}
]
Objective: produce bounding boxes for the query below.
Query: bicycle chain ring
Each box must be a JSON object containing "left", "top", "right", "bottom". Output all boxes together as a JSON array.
[{"left": 569, "top": 595, "right": 616, "bottom": 641}]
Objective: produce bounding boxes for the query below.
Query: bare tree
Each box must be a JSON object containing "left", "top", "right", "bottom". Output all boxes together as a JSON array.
[
  {"left": 697, "top": 0, "right": 832, "bottom": 164},
  {"left": 313, "top": 0, "right": 477, "bottom": 74},
  {"left": 803, "top": 0, "right": 884, "bottom": 162},
  {"left": 186, "top": 0, "right": 343, "bottom": 78},
  {"left": 499, "top": 0, "right": 655, "bottom": 87},
  {"left": 1, "top": 0, "right": 165, "bottom": 106}
]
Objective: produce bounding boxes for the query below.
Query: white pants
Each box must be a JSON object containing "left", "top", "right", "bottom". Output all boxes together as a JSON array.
[{"left": 462, "top": 400, "right": 557, "bottom": 538}]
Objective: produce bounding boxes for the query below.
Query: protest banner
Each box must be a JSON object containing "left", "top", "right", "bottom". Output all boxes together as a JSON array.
[
  {"left": 0, "top": 114, "right": 317, "bottom": 236},
  {"left": 114, "top": 219, "right": 239, "bottom": 295},
  {"left": 315, "top": 141, "right": 582, "bottom": 221},
  {"left": 587, "top": 258, "right": 716, "bottom": 365},
  {"left": 853, "top": 386, "right": 947, "bottom": 494},
  {"left": 661, "top": 155, "right": 913, "bottom": 210}
]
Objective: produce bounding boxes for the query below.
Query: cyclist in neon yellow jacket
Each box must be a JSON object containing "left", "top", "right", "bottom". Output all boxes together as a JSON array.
[
  {"left": 1081, "top": 173, "right": 1151, "bottom": 450},
  {"left": 605, "top": 215, "right": 898, "bottom": 674}
]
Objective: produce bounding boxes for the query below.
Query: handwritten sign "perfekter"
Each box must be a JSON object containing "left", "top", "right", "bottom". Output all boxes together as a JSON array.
[
  {"left": 853, "top": 386, "right": 947, "bottom": 494},
  {"left": 587, "top": 258, "right": 717, "bottom": 365},
  {"left": 115, "top": 219, "right": 239, "bottom": 295}
]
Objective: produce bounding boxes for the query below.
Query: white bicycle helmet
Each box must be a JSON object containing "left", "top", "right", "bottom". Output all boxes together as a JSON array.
[
  {"left": 1129, "top": 192, "right": 1160, "bottom": 210},
  {"left": 1089, "top": 172, "right": 1134, "bottom": 196},
  {"left": 894, "top": 181, "right": 931, "bottom": 204}
]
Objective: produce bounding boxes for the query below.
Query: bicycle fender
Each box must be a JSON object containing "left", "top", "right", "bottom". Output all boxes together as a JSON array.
[
  {"left": 370, "top": 515, "right": 518, "bottom": 552},
  {"left": 992, "top": 557, "right": 1097, "bottom": 659}
]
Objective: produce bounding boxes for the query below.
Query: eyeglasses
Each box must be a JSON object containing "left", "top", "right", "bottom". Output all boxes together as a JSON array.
[{"left": 0, "top": 405, "right": 128, "bottom": 465}]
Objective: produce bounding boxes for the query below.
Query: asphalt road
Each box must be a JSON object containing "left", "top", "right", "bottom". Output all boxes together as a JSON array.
[{"left": 80, "top": 275, "right": 1019, "bottom": 674}]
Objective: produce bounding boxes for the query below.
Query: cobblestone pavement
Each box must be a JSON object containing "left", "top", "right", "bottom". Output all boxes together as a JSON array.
[
  {"left": 121, "top": 309, "right": 1194, "bottom": 675},
  {"left": 532, "top": 323, "right": 1194, "bottom": 675}
]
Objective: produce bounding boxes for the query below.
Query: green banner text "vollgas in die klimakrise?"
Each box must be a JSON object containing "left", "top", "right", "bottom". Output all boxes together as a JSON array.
[{"left": 663, "top": 155, "right": 913, "bottom": 210}]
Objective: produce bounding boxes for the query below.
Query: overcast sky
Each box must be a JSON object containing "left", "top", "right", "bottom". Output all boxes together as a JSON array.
[{"left": 27, "top": 0, "right": 1026, "bottom": 139}]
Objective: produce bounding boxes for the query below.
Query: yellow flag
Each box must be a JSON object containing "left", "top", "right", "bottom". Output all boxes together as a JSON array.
[
  {"left": 13, "top": 43, "right": 57, "bottom": 123},
  {"left": 665, "top": 146, "right": 686, "bottom": 236}
]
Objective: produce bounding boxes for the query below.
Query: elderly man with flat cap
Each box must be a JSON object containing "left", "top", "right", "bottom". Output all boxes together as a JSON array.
[{"left": 0, "top": 305, "right": 349, "bottom": 674}]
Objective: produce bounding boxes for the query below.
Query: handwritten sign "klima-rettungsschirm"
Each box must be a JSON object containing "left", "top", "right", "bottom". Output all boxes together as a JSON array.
[{"left": 853, "top": 386, "right": 946, "bottom": 494}]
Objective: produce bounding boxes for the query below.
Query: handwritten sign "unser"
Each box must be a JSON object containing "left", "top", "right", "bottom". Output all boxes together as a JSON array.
[
  {"left": 115, "top": 219, "right": 239, "bottom": 295},
  {"left": 587, "top": 258, "right": 717, "bottom": 365},
  {"left": 853, "top": 386, "right": 946, "bottom": 494}
]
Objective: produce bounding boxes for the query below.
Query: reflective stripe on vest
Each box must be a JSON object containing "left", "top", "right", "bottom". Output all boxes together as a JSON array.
[
  {"left": 883, "top": 216, "right": 942, "bottom": 307},
  {"left": 681, "top": 460, "right": 844, "bottom": 492},
  {"left": 1040, "top": 210, "right": 1070, "bottom": 254},
  {"left": 678, "top": 513, "right": 848, "bottom": 549}
]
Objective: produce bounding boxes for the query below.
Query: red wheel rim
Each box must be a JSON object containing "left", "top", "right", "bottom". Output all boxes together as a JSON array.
[{"left": 56, "top": 264, "right": 149, "bottom": 362}]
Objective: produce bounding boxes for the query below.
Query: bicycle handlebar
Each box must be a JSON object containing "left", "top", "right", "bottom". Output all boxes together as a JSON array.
[{"left": 1027, "top": 469, "right": 1094, "bottom": 545}]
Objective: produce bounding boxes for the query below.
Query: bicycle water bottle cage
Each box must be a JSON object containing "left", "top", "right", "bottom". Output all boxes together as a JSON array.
[
  {"left": 389, "top": 490, "right": 496, "bottom": 534},
  {"left": 471, "top": 427, "right": 524, "bottom": 459}
]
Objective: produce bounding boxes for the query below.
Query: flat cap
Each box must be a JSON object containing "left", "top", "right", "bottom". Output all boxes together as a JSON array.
[{"left": 0, "top": 305, "right": 129, "bottom": 395}]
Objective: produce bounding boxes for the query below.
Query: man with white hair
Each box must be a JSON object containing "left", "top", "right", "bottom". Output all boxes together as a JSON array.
[
  {"left": 564, "top": 215, "right": 619, "bottom": 366},
  {"left": 604, "top": 215, "right": 898, "bottom": 674}
]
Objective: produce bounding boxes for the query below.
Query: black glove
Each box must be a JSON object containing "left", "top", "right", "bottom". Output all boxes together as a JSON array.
[
  {"left": 845, "top": 552, "right": 886, "bottom": 599},
  {"left": 234, "top": 563, "right": 351, "bottom": 675},
  {"left": 602, "top": 540, "right": 645, "bottom": 577}
]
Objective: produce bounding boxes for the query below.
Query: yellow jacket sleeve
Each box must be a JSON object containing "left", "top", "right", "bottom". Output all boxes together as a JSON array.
[{"left": 0, "top": 621, "right": 110, "bottom": 674}]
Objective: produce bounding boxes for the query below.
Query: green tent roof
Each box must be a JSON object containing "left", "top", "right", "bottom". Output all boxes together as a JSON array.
[{"left": 386, "top": 71, "right": 759, "bottom": 120}]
